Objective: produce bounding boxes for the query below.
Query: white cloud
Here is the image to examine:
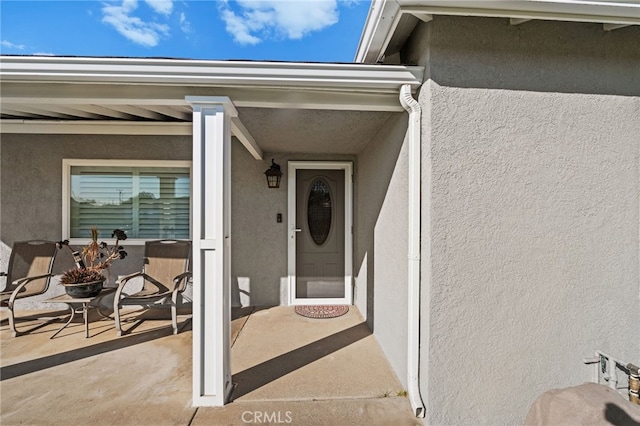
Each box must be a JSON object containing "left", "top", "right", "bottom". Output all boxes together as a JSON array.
[
  {"left": 220, "top": 8, "right": 261, "bottom": 45},
  {"left": 180, "top": 12, "right": 191, "bottom": 33},
  {"left": 1, "top": 40, "right": 26, "bottom": 50},
  {"left": 220, "top": 0, "right": 340, "bottom": 45},
  {"left": 101, "top": 0, "right": 170, "bottom": 47},
  {"left": 144, "top": 0, "right": 173, "bottom": 15}
]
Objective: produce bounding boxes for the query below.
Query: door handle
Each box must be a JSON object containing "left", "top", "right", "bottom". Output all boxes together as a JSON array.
[{"left": 295, "top": 228, "right": 302, "bottom": 232}]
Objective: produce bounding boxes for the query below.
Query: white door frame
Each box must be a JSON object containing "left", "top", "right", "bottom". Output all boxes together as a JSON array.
[{"left": 287, "top": 161, "right": 353, "bottom": 306}]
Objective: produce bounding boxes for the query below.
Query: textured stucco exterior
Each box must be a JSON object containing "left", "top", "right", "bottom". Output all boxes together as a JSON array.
[
  {"left": 0, "top": 133, "right": 363, "bottom": 309},
  {"left": 0, "top": 133, "right": 191, "bottom": 244},
  {"left": 403, "top": 16, "right": 640, "bottom": 96},
  {"left": 3, "top": 13, "right": 637, "bottom": 420},
  {"left": 0, "top": 117, "right": 413, "bottom": 394},
  {"left": 0, "top": 134, "right": 192, "bottom": 304},
  {"left": 408, "top": 16, "right": 640, "bottom": 425},
  {"left": 230, "top": 146, "right": 356, "bottom": 307},
  {"left": 355, "top": 112, "right": 410, "bottom": 388}
]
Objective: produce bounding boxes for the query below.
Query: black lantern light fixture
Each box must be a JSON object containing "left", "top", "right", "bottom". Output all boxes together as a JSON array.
[{"left": 264, "top": 159, "right": 283, "bottom": 189}]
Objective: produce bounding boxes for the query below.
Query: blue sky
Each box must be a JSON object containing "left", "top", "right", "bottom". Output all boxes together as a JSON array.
[{"left": 0, "top": 0, "right": 372, "bottom": 62}]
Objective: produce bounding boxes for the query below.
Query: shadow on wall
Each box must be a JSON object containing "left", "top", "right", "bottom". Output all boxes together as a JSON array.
[
  {"left": 403, "top": 16, "right": 640, "bottom": 97},
  {"left": 232, "top": 277, "right": 251, "bottom": 307},
  {"left": 354, "top": 113, "right": 408, "bottom": 330},
  {"left": 0, "top": 240, "right": 148, "bottom": 310}
]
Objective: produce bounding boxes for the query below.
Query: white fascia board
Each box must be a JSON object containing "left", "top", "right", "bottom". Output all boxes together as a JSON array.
[
  {"left": 355, "top": 0, "right": 401, "bottom": 63},
  {"left": 0, "top": 56, "right": 423, "bottom": 93},
  {"left": 356, "top": 0, "right": 640, "bottom": 63}
]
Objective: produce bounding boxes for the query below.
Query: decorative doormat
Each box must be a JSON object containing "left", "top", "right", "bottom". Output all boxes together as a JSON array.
[{"left": 294, "top": 305, "right": 349, "bottom": 319}]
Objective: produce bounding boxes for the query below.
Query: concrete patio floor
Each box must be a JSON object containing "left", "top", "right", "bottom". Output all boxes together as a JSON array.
[{"left": 1, "top": 304, "right": 420, "bottom": 425}]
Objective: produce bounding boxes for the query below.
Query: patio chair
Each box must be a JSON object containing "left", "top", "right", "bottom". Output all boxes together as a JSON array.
[
  {"left": 0, "top": 240, "right": 58, "bottom": 337},
  {"left": 113, "top": 239, "right": 191, "bottom": 336}
]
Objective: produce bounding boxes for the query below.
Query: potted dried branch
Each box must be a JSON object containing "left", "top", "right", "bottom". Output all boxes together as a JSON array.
[{"left": 57, "top": 228, "right": 128, "bottom": 297}]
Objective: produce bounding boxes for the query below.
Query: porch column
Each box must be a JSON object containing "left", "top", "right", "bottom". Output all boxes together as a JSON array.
[{"left": 187, "top": 96, "right": 235, "bottom": 406}]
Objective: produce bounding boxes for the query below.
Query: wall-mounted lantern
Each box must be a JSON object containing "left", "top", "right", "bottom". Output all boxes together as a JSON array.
[{"left": 264, "top": 159, "right": 283, "bottom": 189}]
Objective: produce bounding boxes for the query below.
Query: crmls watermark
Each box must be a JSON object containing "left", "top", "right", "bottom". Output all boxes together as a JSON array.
[{"left": 241, "top": 411, "right": 293, "bottom": 424}]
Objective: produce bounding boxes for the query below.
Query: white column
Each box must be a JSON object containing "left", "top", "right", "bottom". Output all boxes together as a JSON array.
[{"left": 187, "top": 96, "right": 235, "bottom": 406}]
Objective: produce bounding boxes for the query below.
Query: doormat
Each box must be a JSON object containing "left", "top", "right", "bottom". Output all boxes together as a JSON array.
[{"left": 294, "top": 305, "right": 349, "bottom": 319}]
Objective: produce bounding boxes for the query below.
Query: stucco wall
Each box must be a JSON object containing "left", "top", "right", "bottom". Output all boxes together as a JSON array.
[
  {"left": 230, "top": 146, "right": 289, "bottom": 307},
  {"left": 355, "top": 112, "right": 410, "bottom": 388},
  {"left": 231, "top": 147, "right": 357, "bottom": 307},
  {"left": 403, "top": 15, "right": 640, "bottom": 96},
  {"left": 0, "top": 133, "right": 192, "bottom": 244},
  {"left": 412, "top": 17, "right": 640, "bottom": 425},
  {"left": 0, "top": 133, "right": 192, "bottom": 306},
  {"left": 0, "top": 132, "right": 361, "bottom": 309}
]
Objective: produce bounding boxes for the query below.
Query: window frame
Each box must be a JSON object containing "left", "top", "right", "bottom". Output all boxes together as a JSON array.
[{"left": 62, "top": 159, "right": 193, "bottom": 246}]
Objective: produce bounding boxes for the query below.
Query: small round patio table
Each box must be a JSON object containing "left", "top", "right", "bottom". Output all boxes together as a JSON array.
[{"left": 43, "top": 288, "right": 115, "bottom": 338}]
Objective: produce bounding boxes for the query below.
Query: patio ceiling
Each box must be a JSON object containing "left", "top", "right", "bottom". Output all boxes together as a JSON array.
[
  {"left": 0, "top": 56, "right": 423, "bottom": 156},
  {"left": 0, "top": 93, "right": 397, "bottom": 155}
]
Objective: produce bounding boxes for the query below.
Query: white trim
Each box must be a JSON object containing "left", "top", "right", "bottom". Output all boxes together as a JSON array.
[
  {"left": 61, "top": 159, "right": 192, "bottom": 245},
  {"left": 0, "top": 56, "right": 423, "bottom": 92},
  {"left": 287, "top": 161, "right": 353, "bottom": 306},
  {"left": 188, "top": 97, "right": 234, "bottom": 407},
  {"left": 230, "top": 117, "right": 263, "bottom": 160}
]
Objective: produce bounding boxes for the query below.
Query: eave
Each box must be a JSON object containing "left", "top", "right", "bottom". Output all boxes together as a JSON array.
[
  {"left": 1, "top": 56, "right": 423, "bottom": 95},
  {"left": 1, "top": 56, "right": 424, "bottom": 158},
  {"left": 356, "top": 0, "right": 640, "bottom": 63}
]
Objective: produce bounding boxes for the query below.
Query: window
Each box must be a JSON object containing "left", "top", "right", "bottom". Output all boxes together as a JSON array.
[
  {"left": 63, "top": 160, "right": 191, "bottom": 242},
  {"left": 307, "top": 178, "right": 332, "bottom": 246}
]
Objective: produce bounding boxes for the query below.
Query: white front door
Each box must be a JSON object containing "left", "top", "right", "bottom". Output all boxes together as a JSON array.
[{"left": 288, "top": 161, "right": 352, "bottom": 305}]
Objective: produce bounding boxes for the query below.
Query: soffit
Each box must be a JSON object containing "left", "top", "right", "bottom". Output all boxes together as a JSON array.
[
  {"left": 236, "top": 107, "right": 396, "bottom": 154},
  {"left": 0, "top": 56, "right": 420, "bottom": 155},
  {"left": 0, "top": 56, "right": 423, "bottom": 116},
  {"left": 357, "top": 0, "right": 640, "bottom": 63}
]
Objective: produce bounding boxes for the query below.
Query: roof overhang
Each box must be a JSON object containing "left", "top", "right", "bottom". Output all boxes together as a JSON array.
[
  {"left": 356, "top": 0, "right": 640, "bottom": 63},
  {"left": 1, "top": 56, "right": 423, "bottom": 103},
  {"left": 1, "top": 56, "right": 423, "bottom": 158}
]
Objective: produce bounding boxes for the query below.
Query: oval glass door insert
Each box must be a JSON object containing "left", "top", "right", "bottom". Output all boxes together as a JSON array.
[{"left": 307, "top": 179, "right": 332, "bottom": 245}]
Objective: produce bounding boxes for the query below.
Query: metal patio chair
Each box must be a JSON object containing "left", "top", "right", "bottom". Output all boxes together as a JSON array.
[
  {"left": 0, "top": 240, "right": 58, "bottom": 337},
  {"left": 113, "top": 239, "right": 191, "bottom": 336}
]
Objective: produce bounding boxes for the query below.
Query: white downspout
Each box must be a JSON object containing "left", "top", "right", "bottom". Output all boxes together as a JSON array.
[{"left": 400, "top": 84, "right": 426, "bottom": 418}]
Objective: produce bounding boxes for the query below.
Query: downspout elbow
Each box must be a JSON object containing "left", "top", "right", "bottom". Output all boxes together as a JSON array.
[{"left": 400, "top": 85, "right": 421, "bottom": 117}]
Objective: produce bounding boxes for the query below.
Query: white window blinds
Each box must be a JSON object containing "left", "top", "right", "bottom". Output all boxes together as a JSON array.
[{"left": 70, "top": 166, "right": 190, "bottom": 239}]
